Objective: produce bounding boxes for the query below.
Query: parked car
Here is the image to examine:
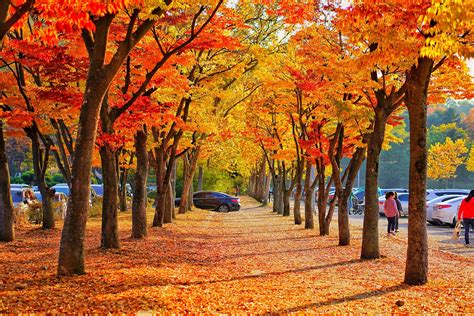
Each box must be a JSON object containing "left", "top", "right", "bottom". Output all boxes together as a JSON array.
[
  {"left": 11, "top": 188, "right": 41, "bottom": 223},
  {"left": 10, "top": 188, "right": 33, "bottom": 207},
  {"left": 379, "top": 192, "right": 409, "bottom": 216},
  {"left": 431, "top": 196, "right": 466, "bottom": 227},
  {"left": 52, "top": 183, "right": 96, "bottom": 205},
  {"left": 379, "top": 188, "right": 409, "bottom": 196},
  {"left": 426, "top": 194, "right": 466, "bottom": 224},
  {"left": 10, "top": 184, "right": 31, "bottom": 189},
  {"left": 91, "top": 184, "right": 104, "bottom": 197},
  {"left": 34, "top": 191, "right": 69, "bottom": 219},
  {"left": 426, "top": 189, "right": 470, "bottom": 201},
  {"left": 176, "top": 191, "right": 241, "bottom": 212}
]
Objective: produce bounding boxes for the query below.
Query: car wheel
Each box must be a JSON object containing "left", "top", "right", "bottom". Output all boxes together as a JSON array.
[
  {"left": 217, "top": 204, "right": 230, "bottom": 213},
  {"left": 451, "top": 217, "right": 457, "bottom": 228}
]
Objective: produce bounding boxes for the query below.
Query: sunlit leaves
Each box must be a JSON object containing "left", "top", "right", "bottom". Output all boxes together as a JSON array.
[{"left": 427, "top": 137, "right": 467, "bottom": 180}]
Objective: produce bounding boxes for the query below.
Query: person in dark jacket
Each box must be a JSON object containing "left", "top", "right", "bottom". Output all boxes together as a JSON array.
[
  {"left": 458, "top": 190, "right": 474, "bottom": 247},
  {"left": 394, "top": 192, "right": 403, "bottom": 233}
]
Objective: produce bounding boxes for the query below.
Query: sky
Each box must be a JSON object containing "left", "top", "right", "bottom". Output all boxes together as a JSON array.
[{"left": 469, "top": 59, "right": 474, "bottom": 77}]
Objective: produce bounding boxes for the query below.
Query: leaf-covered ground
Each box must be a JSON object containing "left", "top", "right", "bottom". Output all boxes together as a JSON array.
[{"left": 1, "top": 196, "right": 473, "bottom": 313}]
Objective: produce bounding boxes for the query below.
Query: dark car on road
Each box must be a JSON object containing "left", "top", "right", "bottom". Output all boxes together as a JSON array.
[{"left": 176, "top": 191, "right": 241, "bottom": 212}]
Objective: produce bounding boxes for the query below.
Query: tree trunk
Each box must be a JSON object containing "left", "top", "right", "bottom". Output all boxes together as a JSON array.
[
  {"left": 337, "top": 190, "right": 350, "bottom": 246},
  {"left": 361, "top": 109, "right": 388, "bottom": 259},
  {"left": 197, "top": 165, "right": 203, "bottom": 191},
  {"left": 317, "top": 163, "right": 327, "bottom": 235},
  {"left": 179, "top": 155, "right": 192, "bottom": 214},
  {"left": 119, "top": 167, "right": 129, "bottom": 212},
  {"left": 57, "top": 15, "right": 119, "bottom": 276},
  {"left": 152, "top": 147, "right": 166, "bottom": 227},
  {"left": 58, "top": 86, "right": 108, "bottom": 275},
  {"left": 282, "top": 189, "right": 290, "bottom": 217},
  {"left": 325, "top": 198, "right": 336, "bottom": 234},
  {"left": 272, "top": 174, "right": 283, "bottom": 214},
  {"left": 303, "top": 160, "right": 314, "bottom": 229},
  {"left": 404, "top": 58, "right": 433, "bottom": 285},
  {"left": 28, "top": 127, "right": 55, "bottom": 229},
  {"left": 132, "top": 130, "right": 148, "bottom": 239},
  {"left": 163, "top": 178, "right": 173, "bottom": 224},
  {"left": 0, "top": 121, "right": 14, "bottom": 241},
  {"left": 99, "top": 146, "right": 120, "bottom": 249},
  {"left": 256, "top": 158, "right": 266, "bottom": 202},
  {"left": 171, "top": 160, "right": 176, "bottom": 219},
  {"left": 293, "top": 163, "right": 303, "bottom": 225},
  {"left": 262, "top": 173, "right": 271, "bottom": 205}
]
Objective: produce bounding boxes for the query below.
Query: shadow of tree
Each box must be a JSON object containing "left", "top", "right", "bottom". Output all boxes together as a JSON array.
[{"left": 271, "top": 283, "right": 409, "bottom": 313}]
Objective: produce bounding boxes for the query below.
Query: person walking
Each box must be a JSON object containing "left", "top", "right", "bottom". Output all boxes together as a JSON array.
[
  {"left": 384, "top": 191, "right": 398, "bottom": 236},
  {"left": 393, "top": 192, "right": 403, "bottom": 232},
  {"left": 457, "top": 190, "right": 474, "bottom": 247}
]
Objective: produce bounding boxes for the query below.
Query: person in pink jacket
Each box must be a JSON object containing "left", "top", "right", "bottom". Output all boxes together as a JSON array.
[{"left": 384, "top": 191, "right": 398, "bottom": 235}]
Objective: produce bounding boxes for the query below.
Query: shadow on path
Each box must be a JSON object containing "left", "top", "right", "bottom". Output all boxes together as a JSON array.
[{"left": 272, "top": 284, "right": 409, "bottom": 313}]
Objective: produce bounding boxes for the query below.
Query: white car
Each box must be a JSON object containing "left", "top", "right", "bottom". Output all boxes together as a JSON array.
[
  {"left": 378, "top": 192, "right": 409, "bottom": 216},
  {"left": 426, "top": 189, "right": 470, "bottom": 201},
  {"left": 431, "top": 196, "right": 466, "bottom": 227},
  {"left": 426, "top": 194, "right": 466, "bottom": 224}
]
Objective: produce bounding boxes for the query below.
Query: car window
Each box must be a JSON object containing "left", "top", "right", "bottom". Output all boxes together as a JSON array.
[
  {"left": 354, "top": 191, "right": 365, "bottom": 200},
  {"left": 441, "top": 196, "right": 461, "bottom": 202},
  {"left": 53, "top": 186, "right": 70, "bottom": 195},
  {"left": 194, "top": 192, "right": 206, "bottom": 199},
  {"left": 212, "top": 193, "right": 228, "bottom": 198},
  {"left": 92, "top": 185, "right": 103, "bottom": 195}
]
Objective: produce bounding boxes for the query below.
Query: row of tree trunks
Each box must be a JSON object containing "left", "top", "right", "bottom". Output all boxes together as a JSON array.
[
  {"left": 0, "top": 121, "right": 14, "bottom": 241},
  {"left": 131, "top": 129, "right": 148, "bottom": 239},
  {"left": 179, "top": 148, "right": 200, "bottom": 214},
  {"left": 248, "top": 158, "right": 270, "bottom": 204}
]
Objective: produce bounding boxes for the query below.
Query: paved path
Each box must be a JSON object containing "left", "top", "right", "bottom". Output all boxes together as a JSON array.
[{"left": 348, "top": 213, "right": 474, "bottom": 257}]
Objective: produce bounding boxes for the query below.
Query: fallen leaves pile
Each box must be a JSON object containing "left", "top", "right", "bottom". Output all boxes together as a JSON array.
[{"left": 1, "top": 196, "right": 473, "bottom": 313}]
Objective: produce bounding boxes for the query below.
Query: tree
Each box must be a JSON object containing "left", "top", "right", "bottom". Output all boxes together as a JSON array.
[{"left": 0, "top": 0, "right": 37, "bottom": 242}]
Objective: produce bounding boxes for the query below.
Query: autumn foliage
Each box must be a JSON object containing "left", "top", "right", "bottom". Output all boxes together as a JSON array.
[{"left": 1, "top": 0, "right": 474, "bottom": 310}]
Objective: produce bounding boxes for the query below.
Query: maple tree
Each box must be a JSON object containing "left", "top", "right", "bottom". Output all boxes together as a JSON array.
[{"left": 0, "top": 0, "right": 39, "bottom": 242}]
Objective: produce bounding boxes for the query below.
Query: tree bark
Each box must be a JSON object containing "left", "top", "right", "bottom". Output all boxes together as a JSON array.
[
  {"left": 131, "top": 130, "right": 148, "bottom": 239},
  {"left": 262, "top": 173, "right": 271, "bottom": 205},
  {"left": 27, "top": 127, "right": 55, "bottom": 229},
  {"left": 316, "top": 162, "right": 327, "bottom": 235},
  {"left": 179, "top": 148, "right": 200, "bottom": 214},
  {"left": 0, "top": 121, "right": 14, "bottom": 241},
  {"left": 361, "top": 109, "right": 388, "bottom": 259},
  {"left": 272, "top": 173, "right": 283, "bottom": 214},
  {"left": 293, "top": 161, "right": 303, "bottom": 225},
  {"left": 303, "top": 160, "right": 314, "bottom": 229},
  {"left": 99, "top": 146, "right": 120, "bottom": 248},
  {"left": 119, "top": 167, "right": 129, "bottom": 212},
  {"left": 404, "top": 58, "right": 433, "bottom": 285},
  {"left": 152, "top": 146, "right": 166, "bottom": 227},
  {"left": 163, "top": 178, "right": 173, "bottom": 224},
  {"left": 197, "top": 165, "right": 203, "bottom": 191}
]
